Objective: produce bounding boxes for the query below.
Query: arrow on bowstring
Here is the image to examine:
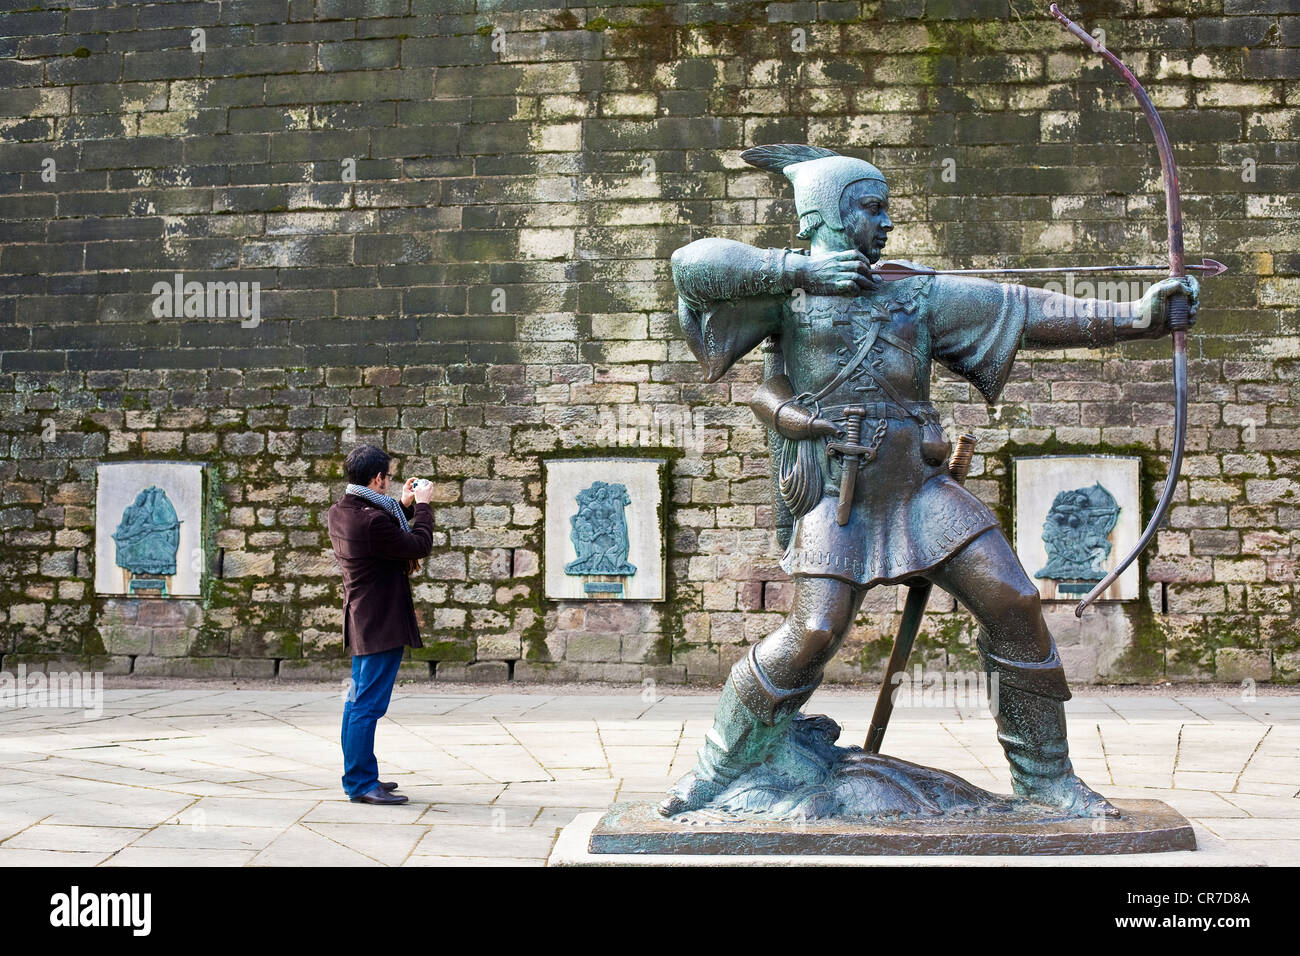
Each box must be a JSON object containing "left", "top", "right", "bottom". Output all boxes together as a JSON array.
[{"left": 870, "top": 258, "right": 1227, "bottom": 282}]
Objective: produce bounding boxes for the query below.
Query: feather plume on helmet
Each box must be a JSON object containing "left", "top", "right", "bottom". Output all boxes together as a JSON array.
[{"left": 740, "top": 144, "right": 887, "bottom": 240}]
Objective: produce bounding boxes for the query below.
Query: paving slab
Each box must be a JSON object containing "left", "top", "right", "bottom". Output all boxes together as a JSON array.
[
  {"left": 416, "top": 803, "right": 542, "bottom": 827},
  {"left": 130, "top": 824, "right": 284, "bottom": 851},
  {"left": 102, "top": 847, "right": 259, "bottom": 867},
  {"left": 414, "top": 823, "right": 559, "bottom": 860},
  {"left": 4, "top": 824, "right": 145, "bottom": 853},
  {"left": 1238, "top": 839, "right": 1300, "bottom": 866},
  {"left": 402, "top": 854, "right": 543, "bottom": 867},
  {"left": 165, "top": 797, "right": 317, "bottom": 828},
  {"left": 300, "top": 822, "right": 429, "bottom": 866},
  {"left": 1221, "top": 793, "right": 1300, "bottom": 817},
  {"left": 1196, "top": 817, "right": 1300, "bottom": 840},
  {"left": 250, "top": 824, "right": 378, "bottom": 867},
  {"left": 0, "top": 847, "right": 114, "bottom": 866}
]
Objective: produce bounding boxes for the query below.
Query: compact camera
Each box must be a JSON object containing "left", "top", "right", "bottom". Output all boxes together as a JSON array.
[{"left": 411, "top": 478, "right": 431, "bottom": 490}]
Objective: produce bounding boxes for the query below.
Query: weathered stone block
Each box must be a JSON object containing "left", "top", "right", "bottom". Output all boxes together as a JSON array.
[
  {"left": 513, "top": 661, "right": 580, "bottom": 683},
  {"left": 1274, "top": 651, "right": 1300, "bottom": 682},
  {"left": 476, "top": 633, "right": 522, "bottom": 661},
  {"left": 1163, "top": 616, "right": 1215, "bottom": 682},
  {"left": 564, "top": 633, "right": 622, "bottom": 662},
  {"left": 133, "top": 656, "right": 236, "bottom": 678},
  {"left": 437, "top": 661, "right": 508, "bottom": 683},
  {"left": 150, "top": 629, "right": 193, "bottom": 658},
  {"left": 101, "top": 624, "right": 151, "bottom": 656},
  {"left": 278, "top": 660, "right": 351, "bottom": 681},
  {"left": 574, "top": 662, "right": 642, "bottom": 683},
  {"left": 677, "top": 646, "right": 721, "bottom": 682},
  {"left": 620, "top": 631, "right": 669, "bottom": 664},
  {"left": 395, "top": 661, "right": 431, "bottom": 682},
  {"left": 1214, "top": 648, "right": 1272, "bottom": 683},
  {"left": 232, "top": 658, "right": 277, "bottom": 679},
  {"left": 223, "top": 551, "right": 276, "bottom": 578}
]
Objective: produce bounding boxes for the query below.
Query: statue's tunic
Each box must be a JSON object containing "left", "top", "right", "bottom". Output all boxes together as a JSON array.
[{"left": 675, "top": 247, "right": 1129, "bottom": 589}]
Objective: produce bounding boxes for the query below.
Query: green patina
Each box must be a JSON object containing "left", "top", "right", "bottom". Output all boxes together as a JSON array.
[
  {"left": 1162, "top": 612, "right": 1263, "bottom": 682},
  {"left": 922, "top": 20, "right": 1005, "bottom": 57},
  {"left": 517, "top": 585, "right": 549, "bottom": 663},
  {"left": 410, "top": 614, "right": 475, "bottom": 663},
  {"left": 856, "top": 607, "right": 980, "bottom": 676},
  {"left": 617, "top": 5, "right": 675, "bottom": 86},
  {"left": 1112, "top": 589, "right": 1167, "bottom": 683}
]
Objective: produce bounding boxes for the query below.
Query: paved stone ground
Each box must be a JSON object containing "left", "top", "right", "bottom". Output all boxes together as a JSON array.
[{"left": 0, "top": 684, "right": 1296, "bottom": 867}]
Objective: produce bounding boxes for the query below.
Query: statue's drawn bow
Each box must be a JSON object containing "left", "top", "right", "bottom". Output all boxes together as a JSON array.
[{"left": 1049, "top": 4, "right": 1196, "bottom": 617}]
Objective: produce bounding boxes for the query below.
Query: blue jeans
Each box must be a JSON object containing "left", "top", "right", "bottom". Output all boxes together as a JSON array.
[{"left": 341, "top": 646, "right": 404, "bottom": 798}]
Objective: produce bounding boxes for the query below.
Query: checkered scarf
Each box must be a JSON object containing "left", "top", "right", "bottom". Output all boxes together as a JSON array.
[{"left": 345, "top": 483, "right": 410, "bottom": 532}]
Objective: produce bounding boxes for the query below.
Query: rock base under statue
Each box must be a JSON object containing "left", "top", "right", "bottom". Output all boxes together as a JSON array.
[
  {"left": 589, "top": 799, "right": 1196, "bottom": 856},
  {"left": 586, "top": 714, "right": 1196, "bottom": 857}
]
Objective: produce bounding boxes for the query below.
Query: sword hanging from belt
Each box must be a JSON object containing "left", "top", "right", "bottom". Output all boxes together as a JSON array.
[
  {"left": 864, "top": 433, "right": 978, "bottom": 753},
  {"left": 827, "top": 405, "right": 869, "bottom": 526}
]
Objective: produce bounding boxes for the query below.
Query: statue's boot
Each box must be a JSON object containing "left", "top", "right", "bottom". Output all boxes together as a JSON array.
[
  {"left": 980, "top": 634, "right": 1120, "bottom": 818},
  {"left": 658, "top": 647, "right": 819, "bottom": 817}
]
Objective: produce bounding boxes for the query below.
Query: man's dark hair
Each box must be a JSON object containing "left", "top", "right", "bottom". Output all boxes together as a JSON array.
[{"left": 345, "top": 444, "right": 390, "bottom": 486}]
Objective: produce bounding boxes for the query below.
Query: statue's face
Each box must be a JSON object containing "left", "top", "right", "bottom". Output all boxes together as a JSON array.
[{"left": 840, "top": 180, "right": 892, "bottom": 262}]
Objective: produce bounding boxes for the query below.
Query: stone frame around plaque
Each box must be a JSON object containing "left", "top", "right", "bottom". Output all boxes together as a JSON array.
[
  {"left": 94, "top": 461, "right": 207, "bottom": 598},
  {"left": 543, "top": 457, "right": 666, "bottom": 602},
  {"left": 1013, "top": 455, "right": 1141, "bottom": 602}
]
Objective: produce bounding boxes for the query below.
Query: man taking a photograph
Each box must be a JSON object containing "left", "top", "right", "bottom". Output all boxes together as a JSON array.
[{"left": 327, "top": 444, "right": 434, "bottom": 806}]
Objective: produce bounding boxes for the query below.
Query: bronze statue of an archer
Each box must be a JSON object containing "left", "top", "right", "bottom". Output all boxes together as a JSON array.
[{"left": 662, "top": 144, "right": 1199, "bottom": 820}]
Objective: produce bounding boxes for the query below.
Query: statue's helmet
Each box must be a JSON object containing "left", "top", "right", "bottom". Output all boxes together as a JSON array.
[{"left": 741, "top": 144, "right": 886, "bottom": 238}]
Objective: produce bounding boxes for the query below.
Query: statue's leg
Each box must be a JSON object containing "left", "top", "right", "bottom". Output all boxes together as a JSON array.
[
  {"left": 658, "top": 575, "right": 864, "bottom": 817},
  {"left": 927, "top": 528, "right": 1119, "bottom": 818},
  {"left": 753, "top": 575, "right": 866, "bottom": 689}
]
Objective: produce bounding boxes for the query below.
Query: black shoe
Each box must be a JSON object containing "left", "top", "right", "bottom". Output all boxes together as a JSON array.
[
  {"left": 350, "top": 785, "right": 409, "bottom": 806},
  {"left": 380, "top": 781, "right": 399, "bottom": 792}
]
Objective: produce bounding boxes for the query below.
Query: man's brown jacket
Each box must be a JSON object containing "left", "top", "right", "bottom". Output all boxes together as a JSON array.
[{"left": 327, "top": 495, "right": 433, "bottom": 656}]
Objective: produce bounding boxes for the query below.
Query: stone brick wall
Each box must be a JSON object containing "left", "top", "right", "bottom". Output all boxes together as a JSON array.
[{"left": 1, "top": 0, "right": 1297, "bottom": 685}]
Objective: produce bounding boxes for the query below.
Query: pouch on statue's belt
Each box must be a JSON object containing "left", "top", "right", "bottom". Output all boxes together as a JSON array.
[{"left": 918, "top": 417, "right": 951, "bottom": 467}]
